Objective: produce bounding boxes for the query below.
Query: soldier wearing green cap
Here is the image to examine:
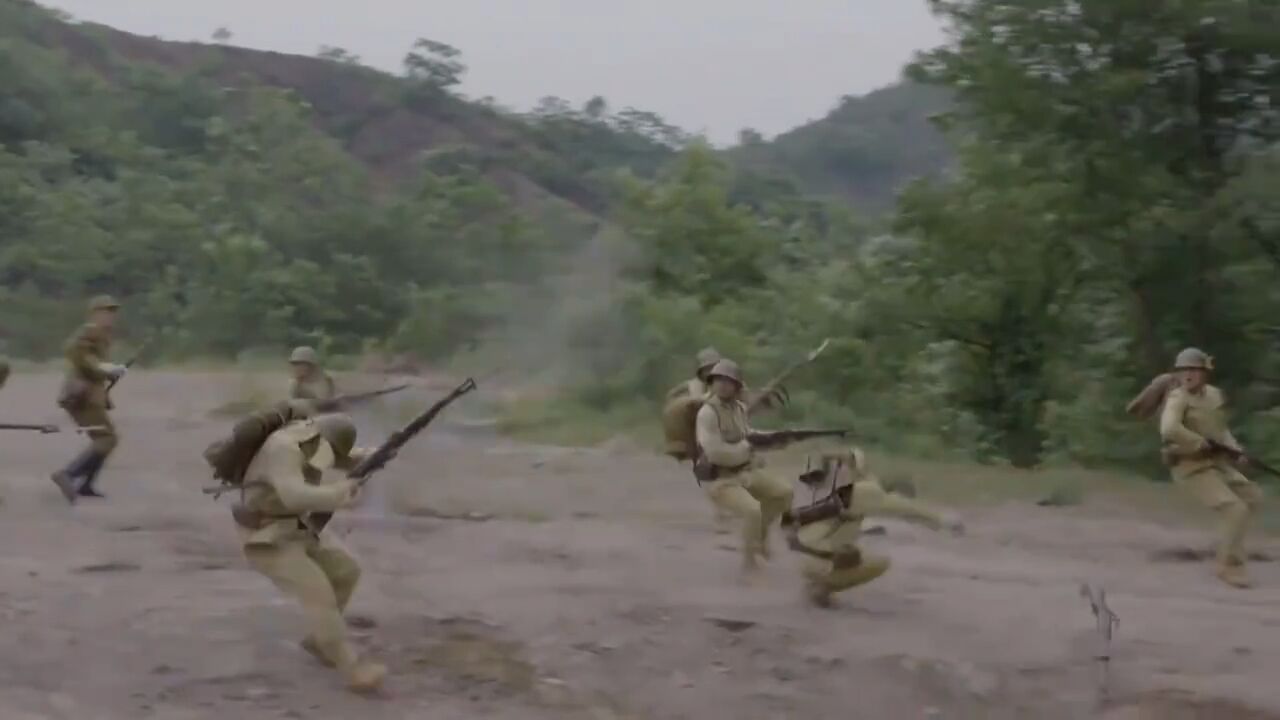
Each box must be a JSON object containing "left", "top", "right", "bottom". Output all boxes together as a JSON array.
[
  {"left": 233, "top": 412, "right": 387, "bottom": 693},
  {"left": 51, "top": 294, "right": 125, "bottom": 502},
  {"left": 1159, "top": 347, "right": 1264, "bottom": 589},
  {"left": 288, "top": 346, "right": 337, "bottom": 403}
]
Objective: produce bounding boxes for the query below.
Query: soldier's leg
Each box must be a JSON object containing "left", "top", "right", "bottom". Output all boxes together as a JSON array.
[
  {"left": 307, "top": 540, "right": 362, "bottom": 613},
  {"left": 1223, "top": 470, "right": 1264, "bottom": 566},
  {"left": 244, "top": 541, "right": 383, "bottom": 690},
  {"left": 801, "top": 552, "right": 890, "bottom": 607},
  {"left": 1174, "top": 466, "right": 1253, "bottom": 588},
  {"left": 77, "top": 409, "right": 117, "bottom": 496},
  {"left": 744, "top": 470, "right": 794, "bottom": 558},
  {"left": 704, "top": 480, "right": 765, "bottom": 571}
]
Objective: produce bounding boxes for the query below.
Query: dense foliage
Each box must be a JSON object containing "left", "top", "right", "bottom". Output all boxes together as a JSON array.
[{"left": 12, "top": 0, "right": 1280, "bottom": 476}]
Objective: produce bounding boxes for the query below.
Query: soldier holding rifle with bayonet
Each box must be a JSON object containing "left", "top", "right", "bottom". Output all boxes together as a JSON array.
[{"left": 693, "top": 358, "right": 846, "bottom": 581}]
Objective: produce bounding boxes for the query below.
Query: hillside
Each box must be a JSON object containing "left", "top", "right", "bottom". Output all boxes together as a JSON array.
[
  {"left": 21, "top": 1, "right": 951, "bottom": 215},
  {"left": 731, "top": 82, "right": 954, "bottom": 210}
]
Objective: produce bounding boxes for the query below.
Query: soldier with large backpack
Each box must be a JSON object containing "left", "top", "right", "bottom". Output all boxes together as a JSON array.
[
  {"left": 1134, "top": 348, "right": 1266, "bottom": 589},
  {"left": 782, "top": 447, "right": 963, "bottom": 607},
  {"left": 288, "top": 346, "right": 337, "bottom": 402},
  {"left": 692, "top": 359, "right": 845, "bottom": 581},
  {"left": 662, "top": 348, "right": 788, "bottom": 534},
  {"left": 213, "top": 407, "right": 387, "bottom": 693}
]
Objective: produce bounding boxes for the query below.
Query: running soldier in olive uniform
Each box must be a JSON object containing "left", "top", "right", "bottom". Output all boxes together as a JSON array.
[
  {"left": 785, "top": 447, "right": 962, "bottom": 607},
  {"left": 51, "top": 295, "right": 125, "bottom": 502},
  {"left": 234, "top": 413, "right": 386, "bottom": 693},
  {"left": 694, "top": 359, "right": 796, "bottom": 578},
  {"left": 1159, "top": 348, "right": 1264, "bottom": 589},
  {"left": 288, "top": 346, "right": 336, "bottom": 402}
]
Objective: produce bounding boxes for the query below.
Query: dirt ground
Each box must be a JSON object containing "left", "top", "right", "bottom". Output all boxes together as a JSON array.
[{"left": 1, "top": 371, "right": 1278, "bottom": 720}]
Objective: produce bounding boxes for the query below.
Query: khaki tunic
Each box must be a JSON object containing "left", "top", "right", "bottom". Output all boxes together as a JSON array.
[
  {"left": 60, "top": 323, "right": 118, "bottom": 453},
  {"left": 289, "top": 372, "right": 336, "bottom": 403}
]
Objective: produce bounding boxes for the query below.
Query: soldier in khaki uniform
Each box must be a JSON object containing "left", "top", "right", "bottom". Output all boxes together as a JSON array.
[
  {"left": 235, "top": 412, "right": 386, "bottom": 693},
  {"left": 1159, "top": 348, "right": 1264, "bottom": 589},
  {"left": 666, "top": 347, "right": 722, "bottom": 403},
  {"left": 51, "top": 295, "right": 126, "bottom": 502},
  {"left": 668, "top": 348, "right": 735, "bottom": 533},
  {"left": 785, "top": 447, "right": 962, "bottom": 607},
  {"left": 288, "top": 346, "right": 336, "bottom": 402},
  {"left": 694, "top": 359, "right": 796, "bottom": 578}
]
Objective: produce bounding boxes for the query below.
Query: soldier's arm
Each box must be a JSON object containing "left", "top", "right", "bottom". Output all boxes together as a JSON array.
[
  {"left": 323, "top": 373, "right": 337, "bottom": 401},
  {"left": 696, "top": 404, "right": 751, "bottom": 467},
  {"left": 263, "top": 439, "right": 352, "bottom": 513},
  {"left": 64, "top": 327, "right": 111, "bottom": 382},
  {"left": 849, "top": 481, "right": 945, "bottom": 531},
  {"left": 1159, "top": 389, "right": 1206, "bottom": 450}
]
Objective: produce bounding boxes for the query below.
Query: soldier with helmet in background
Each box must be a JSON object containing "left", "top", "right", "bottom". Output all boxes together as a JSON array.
[
  {"left": 50, "top": 295, "right": 126, "bottom": 502},
  {"left": 288, "top": 346, "right": 337, "bottom": 403},
  {"left": 1158, "top": 347, "right": 1264, "bottom": 589}
]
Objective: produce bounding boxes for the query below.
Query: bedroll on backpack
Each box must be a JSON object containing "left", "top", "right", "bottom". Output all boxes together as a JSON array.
[
  {"left": 1126, "top": 373, "right": 1177, "bottom": 421},
  {"left": 662, "top": 395, "right": 704, "bottom": 461},
  {"left": 203, "top": 401, "right": 310, "bottom": 486}
]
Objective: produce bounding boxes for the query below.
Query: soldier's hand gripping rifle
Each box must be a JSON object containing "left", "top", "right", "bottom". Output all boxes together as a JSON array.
[
  {"left": 309, "top": 377, "right": 478, "bottom": 533},
  {"left": 746, "top": 338, "right": 830, "bottom": 414},
  {"left": 1206, "top": 439, "right": 1280, "bottom": 478},
  {"left": 104, "top": 340, "right": 150, "bottom": 400},
  {"left": 311, "top": 383, "right": 410, "bottom": 413}
]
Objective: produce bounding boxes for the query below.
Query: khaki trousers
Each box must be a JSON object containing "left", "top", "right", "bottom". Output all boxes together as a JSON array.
[
  {"left": 703, "top": 468, "right": 794, "bottom": 567},
  {"left": 244, "top": 535, "right": 363, "bottom": 677}
]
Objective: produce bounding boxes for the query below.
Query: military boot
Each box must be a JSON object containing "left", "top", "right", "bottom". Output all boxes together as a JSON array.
[
  {"left": 50, "top": 448, "right": 97, "bottom": 504},
  {"left": 1216, "top": 559, "right": 1252, "bottom": 589},
  {"left": 346, "top": 660, "right": 387, "bottom": 694},
  {"left": 76, "top": 452, "right": 108, "bottom": 498}
]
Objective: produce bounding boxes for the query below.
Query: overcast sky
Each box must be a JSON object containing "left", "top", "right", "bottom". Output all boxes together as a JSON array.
[{"left": 42, "top": 1, "right": 944, "bottom": 144}]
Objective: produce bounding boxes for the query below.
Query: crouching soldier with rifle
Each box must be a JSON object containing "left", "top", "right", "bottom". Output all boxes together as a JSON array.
[
  {"left": 231, "top": 412, "right": 387, "bottom": 693},
  {"left": 205, "top": 377, "right": 477, "bottom": 693},
  {"left": 693, "top": 359, "right": 845, "bottom": 580},
  {"left": 782, "top": 447, "right": 963, "bottom": 607}
]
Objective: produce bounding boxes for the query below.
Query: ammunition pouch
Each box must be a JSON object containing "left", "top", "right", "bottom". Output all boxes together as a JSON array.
[
  {"left": 781, "top": 484, "right": 853, "bottom": 527},
  {"left": 693, "top": 456, "right": 750, "bottom": 484}
]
